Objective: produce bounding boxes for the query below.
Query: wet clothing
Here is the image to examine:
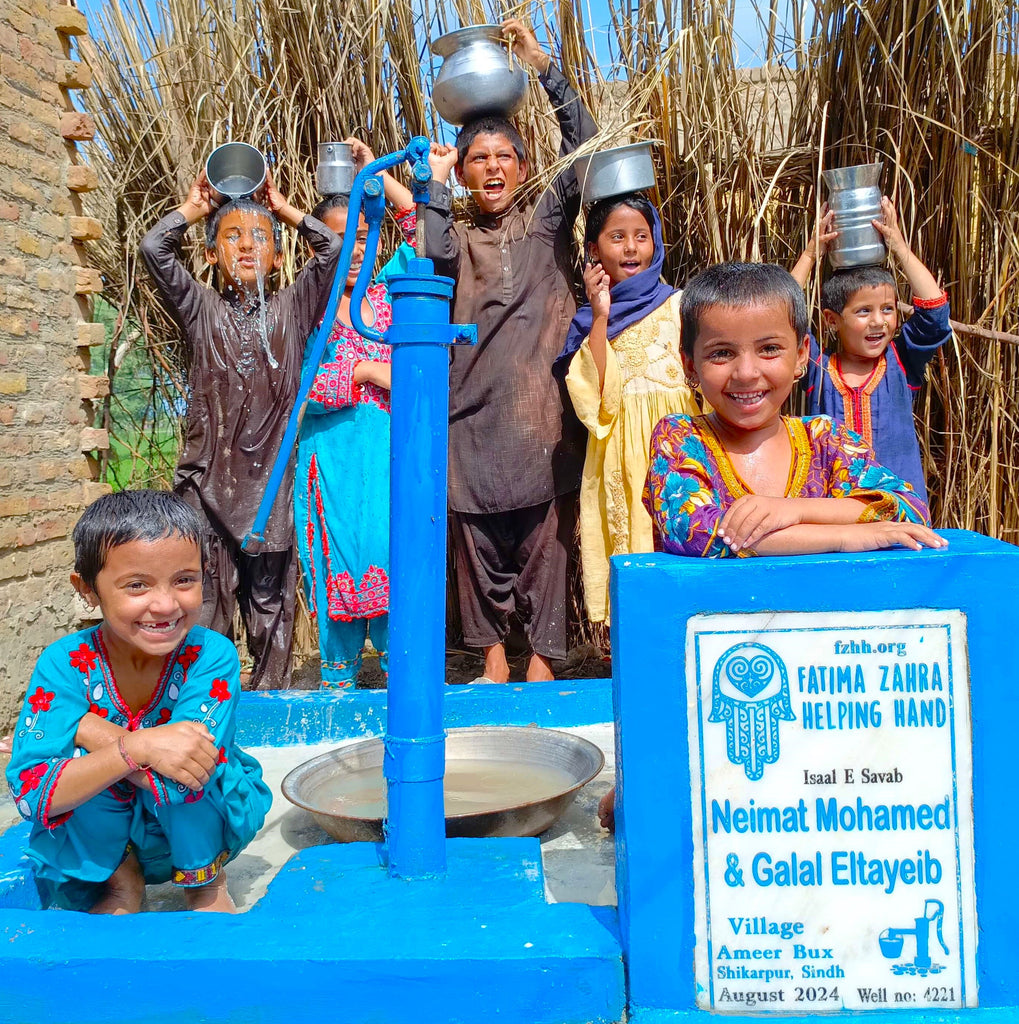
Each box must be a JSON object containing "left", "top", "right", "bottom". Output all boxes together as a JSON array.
[
  {"left": 643, "top": 414, "right": 930, "bottom": 558},
  {"left": 6, "top": 626, "right": 271, "bottom": 910},
  {"left": 424, "top": 63, "right": 595, "bottom": 656},
  {"left": 802, "top": 294, "right": 951, "bottom": 503},
  {"left": 451, "top": 495, "right": 576, "bottom": 661},
  {"left": 140, "top": 210, "right": 342, "bottom": 688},
  {"left": 199, "top": 517, "right": 296, "bottom": 691},
  {"left": 423, "top": 63, "right": 595, "bottom": 515},
  {"left": 296, "top": 283, "right": 394, "bottom": 687}
]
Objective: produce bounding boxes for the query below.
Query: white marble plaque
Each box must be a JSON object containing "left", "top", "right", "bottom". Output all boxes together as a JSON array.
[{"left": 687, "top": 610, "right": 977, "bottom": 1013}]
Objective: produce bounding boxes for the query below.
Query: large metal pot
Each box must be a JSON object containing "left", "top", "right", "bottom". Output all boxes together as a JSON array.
[
  {"left": 430, "top": 25, "right": 528, "bottom": 126},
  {"left": 574, "top": 142, "right": 657, "bottom": 206},
  {"left": 316, "top": 141, "right": 356, "bottom": 196},
  {"left": 822, "top": 161, "right": 886, "bottom": 268},
  {"left": 281, "top": 725, "right": 605, "bottom": 842}
]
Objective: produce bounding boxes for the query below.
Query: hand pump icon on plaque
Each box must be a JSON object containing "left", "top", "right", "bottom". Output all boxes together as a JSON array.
[{"left": 879, "top": 899, "right": 950, "bottom": 976}]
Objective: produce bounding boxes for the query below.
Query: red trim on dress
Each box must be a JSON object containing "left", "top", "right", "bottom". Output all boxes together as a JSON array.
[
  {"left": 40, "top": 758, "right": 72, "bottom": 829},
  {"left": 910, "top": 291, "right": 948, "bottom": 310},
  {"left": 826, "top": 354, "right": 887, "bottom": 445},
  {"left": 95, "top": 628, "right": 185, "bottom": 729}
]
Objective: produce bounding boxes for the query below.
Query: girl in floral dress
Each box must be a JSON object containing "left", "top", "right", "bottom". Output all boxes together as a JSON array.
[
  {"left": 6, "top": 490, "right": 270, "bottom": 912},
  {"left": 295, "top": 166, "right": 416, "bottom": 687}
]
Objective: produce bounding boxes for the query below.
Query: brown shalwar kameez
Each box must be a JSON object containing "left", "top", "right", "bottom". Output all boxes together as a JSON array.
[
  {"left": 140, "top": 211, "right": 342, "bottom": 688},
  {"left": 424, "top": 64, "right": 596, "bottom": 659}
]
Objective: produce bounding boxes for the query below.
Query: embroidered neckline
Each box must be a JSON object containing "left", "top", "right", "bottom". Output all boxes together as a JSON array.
[
  {"left": 698, "top": 415, "right": 810, "bottom": 499},
  {"left": 828, "top": 354, "right": 887, "bottom": 443},
  {"left": 94, "top": 627, "right": 184, "bottom": 728}
]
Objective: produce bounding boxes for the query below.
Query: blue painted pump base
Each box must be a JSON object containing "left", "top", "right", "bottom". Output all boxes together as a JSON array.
[{"left": 0, "top": 836, "right": 623, "bottom": 1024}]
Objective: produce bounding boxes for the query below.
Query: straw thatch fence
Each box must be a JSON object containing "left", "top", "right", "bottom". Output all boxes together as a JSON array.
[{"left": 80, "top": 0, "right": 1019, "bottom": 662}]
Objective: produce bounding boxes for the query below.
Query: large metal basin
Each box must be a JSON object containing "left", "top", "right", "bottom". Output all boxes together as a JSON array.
[{"left": 281, "top": 726, "right": 605, "bottom": 842}]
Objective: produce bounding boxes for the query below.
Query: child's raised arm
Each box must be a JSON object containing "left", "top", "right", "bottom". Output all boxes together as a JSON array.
[
  {"left": 873, "top": 196, "right": 942, "bottom": 302},
  {"left": 790, "top": 206, "right": 836, "bottom": 289}
]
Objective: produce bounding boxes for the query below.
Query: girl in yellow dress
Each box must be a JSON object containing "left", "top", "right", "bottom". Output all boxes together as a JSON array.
[{"left": 554, "top": 194, "right": 699, "bottom": 623}]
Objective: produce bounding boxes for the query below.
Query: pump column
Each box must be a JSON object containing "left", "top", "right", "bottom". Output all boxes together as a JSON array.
[{"left": 384, "top": 258, "right": 475, "bottom": 879}]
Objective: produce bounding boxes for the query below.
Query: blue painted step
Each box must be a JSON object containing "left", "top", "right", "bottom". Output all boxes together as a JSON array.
[{"left": 0, "top": 837, "right": 624, "bottom": 1024}]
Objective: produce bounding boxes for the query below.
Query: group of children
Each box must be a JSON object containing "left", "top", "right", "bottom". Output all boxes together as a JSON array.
[{"left": 7, "top": 19, "right": 953, "bottom": 911}]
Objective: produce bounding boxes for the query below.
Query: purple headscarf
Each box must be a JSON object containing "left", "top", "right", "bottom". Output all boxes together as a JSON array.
[{"left": 553, "top": 199, "right": 675, "bottom": 379}]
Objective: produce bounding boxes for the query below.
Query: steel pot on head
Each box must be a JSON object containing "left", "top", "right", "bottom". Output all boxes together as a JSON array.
[
  {"left": 574, "top": 142, "right": 657, "bottom": 206},
  {"left": 822, "top": 161, "right": 886, "bottom": 268},
  {"left": 430, "top": 25, "right": 528, "bottom": 126},
  {"left": 316, "top": 141, "right": 356, "bottom": 197},
  {"left": 205, "top": 142, "right": 267, "bottom": 205}
]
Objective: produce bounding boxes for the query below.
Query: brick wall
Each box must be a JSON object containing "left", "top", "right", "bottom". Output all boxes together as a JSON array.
[{"left": 0, "top": 0, "right": 109, "bottom": 730}]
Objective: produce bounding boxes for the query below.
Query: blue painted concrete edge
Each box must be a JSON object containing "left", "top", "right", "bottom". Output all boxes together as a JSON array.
[
  {"left": 629, "top": 1009, "right": 1019, "bottom": 1023},
  {"left": 0, "top": 838, "right": 625, "bottom": 1024},
  {"left": 235, "top": 676, "right": 611, "bottom": 746}
]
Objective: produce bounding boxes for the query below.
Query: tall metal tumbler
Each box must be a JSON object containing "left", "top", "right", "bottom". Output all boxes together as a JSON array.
[
  {"left": 822, "top": 161, "right": 886, "bottom": 269},
  {"left": 316, "top": 142, "right": 357, "bottom": 196}
]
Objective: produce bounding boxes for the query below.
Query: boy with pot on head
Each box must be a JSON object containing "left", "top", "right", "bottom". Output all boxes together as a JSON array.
[
  {"left": 791, "top": 197, "right": 951, "bottom": 504},
  {"left": 425, "top": 19, "right": 596, "bottom": 684},
  {"left": 140, "top": 166, "right": 342, "bottom": 690}
]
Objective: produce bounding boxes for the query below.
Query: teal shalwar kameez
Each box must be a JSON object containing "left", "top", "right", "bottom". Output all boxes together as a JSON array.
[{"left": 6, "top": 625, "right": 271, "bottom": 910}]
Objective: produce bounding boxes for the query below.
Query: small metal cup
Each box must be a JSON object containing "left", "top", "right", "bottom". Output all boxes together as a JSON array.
[
  {"left": 823, "top": 161, "right": 886, "bottom": 268},
  {"left": 205, "top": 142, "right": 267, "bottom": 204},
  {"left": 316, "top": 142, "right": 356, "bottom": 196}
]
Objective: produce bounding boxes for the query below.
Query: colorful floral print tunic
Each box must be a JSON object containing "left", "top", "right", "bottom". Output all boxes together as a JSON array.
[
  {"left": 642, "top": 414, "right": 930, "bottom": 557},
  {"left": 6, "top": 625, "right": 270, "bottom": 895},
  {"left": 296, "top": 282, "right": 393, "bottom": 624}
]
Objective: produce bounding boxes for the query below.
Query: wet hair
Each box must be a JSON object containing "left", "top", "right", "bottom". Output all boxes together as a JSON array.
[
  {"left": 680, "top": 262, "right": 808, "bottom": 357},
  {"left": 584, "top": 193, "right": 656, "bottom": 251},
  {"left": 455, "top": 117, "right": 527, "bottom": 165},
  {"left": 311, "top": 192, "right": 350, "bottom": 222},
  {"left": 205, "top": 197, "right": 282, "bottom": 251},
  {"left": 820, "top": 265, "right": 897, "bottom": 314},
  {"left": 73, "top": 489, "right": 204, "bottom": 589}
]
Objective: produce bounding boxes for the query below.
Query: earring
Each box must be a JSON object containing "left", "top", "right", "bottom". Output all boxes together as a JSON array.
[
  {"left": 685, "top": 376, "right": 700, "bottom": 391},
  {"left": 794, "top": 365, "right": 806, "bottom": 380}
]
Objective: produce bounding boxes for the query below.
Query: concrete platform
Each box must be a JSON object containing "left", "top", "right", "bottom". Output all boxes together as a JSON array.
[{"left": 0, "top": 838, "right": 624, "bottom": 1024}]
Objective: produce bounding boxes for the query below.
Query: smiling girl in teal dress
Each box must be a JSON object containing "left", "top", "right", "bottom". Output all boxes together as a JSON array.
[{"left": 6, "top": 490, "right": 270, "bottom": 913}]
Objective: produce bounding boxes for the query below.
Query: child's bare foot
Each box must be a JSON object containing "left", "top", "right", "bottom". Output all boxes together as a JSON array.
[
  {"left": 598, "top": 786, "right": 616, "bottom": 832},
  {"left": 185, "top": 869, "right": 236, "bottom": 913},
  {"left": 525, "top": 653, "right": 554, "bottom": 682},
  {"left": 90, "top": 851, "right": 145, "bottom": 914},
  {"left": 482, "top": 643, "right": 511, "bottom": 684}
]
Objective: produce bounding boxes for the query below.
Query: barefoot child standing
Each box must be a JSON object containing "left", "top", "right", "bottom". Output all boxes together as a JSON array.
[{"left": 6, "top": 490, "right": 271, "bottom": 913}]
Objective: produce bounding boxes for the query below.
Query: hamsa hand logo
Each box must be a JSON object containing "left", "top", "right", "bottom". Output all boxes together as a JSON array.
[{"left": 709, "top": 642, "right": 794, "bottom": 780}]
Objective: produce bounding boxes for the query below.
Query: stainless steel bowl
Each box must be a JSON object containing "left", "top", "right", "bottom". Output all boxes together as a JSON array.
[
  {"left": 430, "top": 25, "right": 528, "bottom": 126},
  {"left": 574, "top": 142, "right": 657, "bottom": 206},
  {"left": 205, "top": 142, "right": 267, "bottom": 204},
  {"left": 281, "top": 726, "right": 605, "bottom": 842}
]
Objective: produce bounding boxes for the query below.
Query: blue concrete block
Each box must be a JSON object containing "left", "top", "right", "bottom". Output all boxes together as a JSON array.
[
  {"left": 628, "top": 1008, "right": 1019, "bottom": 1024},
  {"left": 0, "top": 839, "right": 624, "bottom": 1024},
  {"left": 610, "top": 531, "right": 1018, "bottom": 1015},
  {"left": 235, "top": 677, "right": 612, "bottom": 746}
]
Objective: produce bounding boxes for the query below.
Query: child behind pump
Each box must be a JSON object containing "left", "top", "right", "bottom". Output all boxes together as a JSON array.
[
  {"left": 791, "top": 197, "right": 952, "bottom": 503},
  {"left": 6, "top": 490, "right": 271, "bottom": 913},
  {"left": 295, "top": 137, "right": 419, "bottom": 687},
  {"left": 553, "top": 192, "right": 699, "bottom": 624},
  {"left": 424, "top": 18, "right": 596, "bottom": 684},
  {"left": 139, "top": 167, "right": 342, "bottom": 690}
]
